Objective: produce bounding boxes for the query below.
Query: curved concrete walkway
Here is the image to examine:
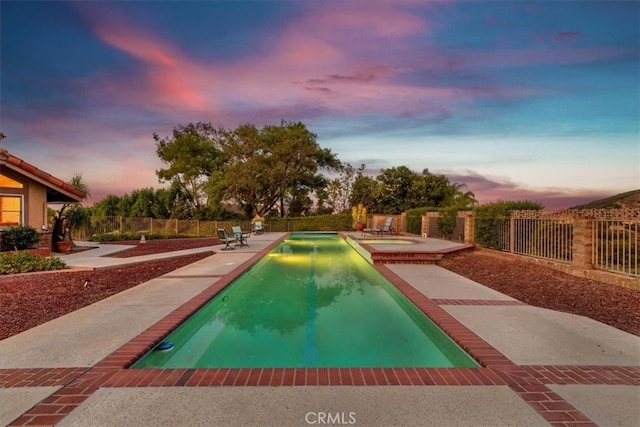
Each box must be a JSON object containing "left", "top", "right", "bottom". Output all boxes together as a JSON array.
[
  {"left": 1, "top": 233, "right": 638, "bottom": 426},
  {"left": 53, "top": 241, "right": 221, "bottom": 269}
]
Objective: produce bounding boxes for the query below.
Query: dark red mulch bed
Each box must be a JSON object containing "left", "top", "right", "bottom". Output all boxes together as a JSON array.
[
  {"left": 438, "top": 250, "right": 640, "bottom": 336},
  {"left": 0, "top": 252, "right": 214, "bottom": 340},
  {"left": 102, "top": 237, "right": 220, "bottom": 258}
]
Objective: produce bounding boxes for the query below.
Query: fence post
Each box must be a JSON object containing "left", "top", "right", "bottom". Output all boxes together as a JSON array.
[
  {"left": 463, "top": 212, "right": 475, "bottom": 245},
  {"left": 572, "top": 218, "right": 593, "bottom": 271},
  {"left": 400, "top": 212, "right": 407, "bottom": 233},
  {"left": 175, "top": 219, "right": 178, "bottom": 234},
  {"left": 421, "top": 215, "right": 428, "bottom": 237},
  {"left": 509, "top": 216, "right": 515, "bottom": 253}
]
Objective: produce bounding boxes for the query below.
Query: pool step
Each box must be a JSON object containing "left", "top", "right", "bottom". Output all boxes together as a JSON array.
[
  {"left": 371, "top": 251, "right": 444, "bottom": 264},
  {"left": 346, "top": 235, "right": 475, "bottom": 265},
  {"left": 369, "top": 244, "right": 475, "bottom": 264}
]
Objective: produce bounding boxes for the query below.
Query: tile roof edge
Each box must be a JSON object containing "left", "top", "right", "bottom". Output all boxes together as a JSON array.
[{"left": 0, "top": 148, "right": 87, "bottom": 200}]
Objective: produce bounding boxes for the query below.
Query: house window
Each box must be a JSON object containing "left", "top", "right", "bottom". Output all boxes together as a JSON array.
[
  {"left": 0, "top": 195, "right": 22, "bottom": 227},
  {"left": 0, "top": 174, "right": 24, "bottom": 189}
]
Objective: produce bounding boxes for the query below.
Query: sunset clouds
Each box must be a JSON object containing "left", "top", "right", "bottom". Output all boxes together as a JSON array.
[{"left": 1, "top": 0, "right": 638, "bottom": 207}]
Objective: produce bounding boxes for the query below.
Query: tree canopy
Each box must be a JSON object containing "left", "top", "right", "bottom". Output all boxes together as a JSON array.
[
  {"left": 222, "top": 121, "right": 340, "bottom": 217},
  {"left": 348, "top": 167, "right": 477, "bottom": 214},
  {"left": 154, "top": 122, "right": 225, "bottom": 212},
  {"left": 152, "top": 121, "right": 341, "bottom": 218}
]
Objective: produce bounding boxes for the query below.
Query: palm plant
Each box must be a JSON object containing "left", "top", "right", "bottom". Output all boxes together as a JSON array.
[{"left": 52, "top": 174, "right": 90, "bottom": 249}]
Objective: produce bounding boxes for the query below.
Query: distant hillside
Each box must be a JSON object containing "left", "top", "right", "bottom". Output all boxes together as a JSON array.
[{"left": 571, "top": 189, "right": 640, "bottom": 210}]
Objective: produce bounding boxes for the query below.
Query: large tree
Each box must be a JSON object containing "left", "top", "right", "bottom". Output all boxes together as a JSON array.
[
  {"left": 325, "top": 163, "right": 364, "bottom": 213},
  {"left": 377, "top": 166, "right": 418, "bottom": 213},
  {"left": 349, "top": 173, "right": 380, "bottom": 212},
  {"left": 411, "top": 169, "right": 454, "bottom": 208},
  {"left": 349, "top": 167, "right": 478, "bottom": 214},
  {"left": 222, "top": 121, "right": 340, "bottom": 217},
  {"left": 91, "top": 194, "right": 120, "bottom": 217},
  {"left": 154, "top": 122, "right": 225, "bottom": 213},
  {"left": 443, "top": 182, "right": 478, "bottom": 208}
]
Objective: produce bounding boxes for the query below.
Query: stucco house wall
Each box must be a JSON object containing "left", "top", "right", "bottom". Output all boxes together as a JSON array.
[{"left": 27, "top": 180, "right": 48, "bottom": 230}]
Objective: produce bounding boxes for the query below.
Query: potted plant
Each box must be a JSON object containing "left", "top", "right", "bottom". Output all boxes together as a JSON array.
[
  {"left": 351, "top": 203, "right": 367, "bottom": 231},
  {"left": 54, "top": 237, "right": 72, "bottom": 254},
  {"left": 52, "top": 204, "right": 89, "bottom": 253}
]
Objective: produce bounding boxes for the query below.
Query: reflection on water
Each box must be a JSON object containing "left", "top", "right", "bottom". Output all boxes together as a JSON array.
[
  {"left": 133, "top": 233, "right": 478, "bottom": 368},
  {"left": 214, "top": 237, "right": 369, "bottom": 335}
]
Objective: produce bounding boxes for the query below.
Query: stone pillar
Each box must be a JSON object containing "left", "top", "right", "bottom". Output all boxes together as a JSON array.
[
  {"left": 400, "top": 212, "right": 407, "bottom": 233},
  {"left": 463, "top": 213, "right": 475, "bottom": 245},
  {"left": 37, "top": 231, "right": 53, "bottom": 256},
  {"left": 572, "top": 219, "right": 593, "bottom": 270}
]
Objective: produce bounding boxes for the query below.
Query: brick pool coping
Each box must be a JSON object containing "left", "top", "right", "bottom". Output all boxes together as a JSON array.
[{"left": 3, "top": 233, "right": 639, "bottom": 426}]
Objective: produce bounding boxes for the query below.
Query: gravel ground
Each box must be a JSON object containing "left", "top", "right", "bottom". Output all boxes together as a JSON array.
[
  {"left": 102, "top": 237, "right": 219, "bottom": 257},
  {"left": 1, "top": 239, "right": 638, "bottom": 340}
]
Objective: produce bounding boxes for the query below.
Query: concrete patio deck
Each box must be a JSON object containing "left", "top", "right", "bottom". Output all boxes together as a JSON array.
[{"left": 1, "top": 233, "right": 638, "bottom": 426}]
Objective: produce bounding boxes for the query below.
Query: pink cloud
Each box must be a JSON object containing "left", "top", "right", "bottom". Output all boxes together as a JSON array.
[
  {"left": 313, "top": 6, "right": 427, "bottom": 38},
  {"left": 445, "top": 171, "right": 619, "bottom": 209},
  {"left": 93, "top": 25, "right": 178, "bottom": 66},
  {"left": 73, "top": 3, "right": 219, "bottom": 115},
  {"left": 554, "top": 31, "right": 581, "bottom": 43},
  {"left": 71, "top": 0, "right": 450, "bottom": 123},
  {"left": 409, "top": 44, "right": 633, "bottom": 72}
]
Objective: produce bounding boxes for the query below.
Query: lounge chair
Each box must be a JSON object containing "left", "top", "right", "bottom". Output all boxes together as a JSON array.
[
  {"left": 362, "top": 217, "right": 396, "bottom": 237},
  {"left": 252, "top": 221, "right": 263, "bottom": 234},
  {"left": 216, "top": 228, "right": 237, "bottom": 250},
  {"left": 232, "top": 225, "right": 250, "bottom": 247}
]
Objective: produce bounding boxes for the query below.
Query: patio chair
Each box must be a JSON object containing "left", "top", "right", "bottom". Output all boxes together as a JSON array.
[
  {"left": 252, "top": 221, "right": 264, "bottom": 234},
  {"left": 232, "top": 225, "right": 250, "bottom": 247},
  {"left": 216, "top": 228, "right": 237, "bottom": 250},
  {"left": 378, "top": 217, "right": 397, "bottom": 236},
  {"left": 362, "top": 217, "right": 395, "bottom": 237}
]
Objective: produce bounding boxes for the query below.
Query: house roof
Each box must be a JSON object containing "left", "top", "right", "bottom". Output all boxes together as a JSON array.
[{"left": 0, "top": 148, "right": 87, "bottom": 203}]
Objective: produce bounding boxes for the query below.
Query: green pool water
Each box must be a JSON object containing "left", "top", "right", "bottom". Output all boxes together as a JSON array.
[{"left": 133, "top": 232, "right": 478, "bottom": 369}]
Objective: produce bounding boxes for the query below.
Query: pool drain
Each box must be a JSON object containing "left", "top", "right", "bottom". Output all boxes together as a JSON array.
[{"left": 155, "top": 341, "right": 174, "bottom": 351}]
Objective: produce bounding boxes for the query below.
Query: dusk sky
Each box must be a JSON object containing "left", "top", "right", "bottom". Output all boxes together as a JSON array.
[{"left": 1, "top": 0, "right": 638, "bottom": 209}]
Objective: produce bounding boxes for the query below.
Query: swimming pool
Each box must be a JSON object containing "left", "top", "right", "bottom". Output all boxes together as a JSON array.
[{"left": 133, "top": 233, "right": 478, "bottom": 369}]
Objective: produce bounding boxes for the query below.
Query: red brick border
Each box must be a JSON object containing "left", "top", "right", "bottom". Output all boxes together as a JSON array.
[{"left": 0, "top": 368, "right": 87, "bottom": 388}]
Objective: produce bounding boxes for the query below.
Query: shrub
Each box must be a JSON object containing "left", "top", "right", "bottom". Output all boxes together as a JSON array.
[
  {"left": 474, "top": 201, "right": 543, "bottom": 249},
  {"left": 292, "top": 214, "right": 352, "bottom": 231},
  {"left": 437, "top": 207, "right": 458, "bottom": 239},
  {"left": 0, "top": 252, "right": 67, "bottom": 274},
  {"left": 0, "top": 226, "right": 41, "bottom": 251}
]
